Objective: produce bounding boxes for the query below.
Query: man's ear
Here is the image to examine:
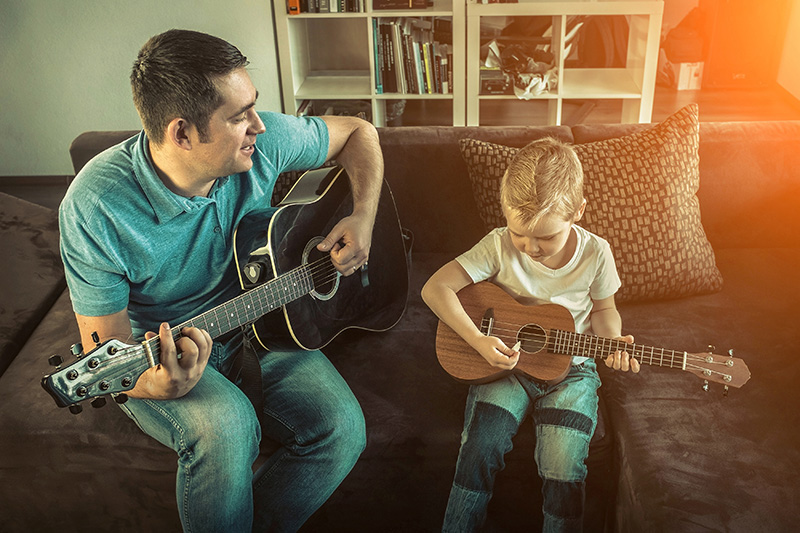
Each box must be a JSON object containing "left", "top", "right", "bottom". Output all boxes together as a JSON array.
[
  {"left": 573, "top": 198, "right": 587, "bottom": 222},
  {"left": 165, "top": 118, "right": 194, "bottom": 151}
]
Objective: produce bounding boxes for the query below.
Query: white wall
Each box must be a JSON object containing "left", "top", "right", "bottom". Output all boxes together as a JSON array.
[
  {"left": 778, "top": 0, "right": 800, "bottom": 100},
  {"left": 0, "top": 0, "right": 281, "bottom": 176}
]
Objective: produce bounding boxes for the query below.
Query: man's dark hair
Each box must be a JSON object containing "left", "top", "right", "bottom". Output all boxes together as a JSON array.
[{"left": 131, "top": 29, "right": 249, "bottom": 145}]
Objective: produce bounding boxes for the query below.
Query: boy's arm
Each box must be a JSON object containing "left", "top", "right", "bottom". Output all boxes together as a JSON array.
[
  {"left": 590, "top": 295, "right": 640, "bottom": 373},
  {"left": 421, "top": 260, "right": 519, "bottom": 370}
]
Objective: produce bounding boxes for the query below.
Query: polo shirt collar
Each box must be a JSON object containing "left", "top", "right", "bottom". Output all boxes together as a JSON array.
[{"left": 131, "top": 132, "right": 229, "bottom": 224}]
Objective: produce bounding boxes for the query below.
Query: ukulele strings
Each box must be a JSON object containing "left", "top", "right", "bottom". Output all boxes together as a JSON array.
[{"left": 475, "top": 318, "right": 725, "bottom": 370}]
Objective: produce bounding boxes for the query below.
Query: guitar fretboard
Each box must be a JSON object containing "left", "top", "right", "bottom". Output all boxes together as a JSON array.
[
  {"left": 550, "top": 329, "right": 687, "bottom": 370},
  {"left": 140, "top": 258, "right": 334, "bottom": 366}
]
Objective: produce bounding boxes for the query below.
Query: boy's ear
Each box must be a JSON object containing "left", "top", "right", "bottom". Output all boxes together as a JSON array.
[
  {"left": 573, "top": 198, "right": 587, "bottom": 222},
  {"left": 165, "top": 118, "right": 194, "bottom": 151}
]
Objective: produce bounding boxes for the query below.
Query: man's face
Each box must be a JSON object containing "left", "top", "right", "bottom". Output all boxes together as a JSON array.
[{"left": 191, "top": 68, "right": 265, "bottom": 179}]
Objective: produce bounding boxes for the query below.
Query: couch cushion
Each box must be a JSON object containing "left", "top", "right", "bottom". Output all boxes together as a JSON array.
[
  {"left": 459, "top": 104, "right": 723, "bottom": 303},
  {"left": 0, "top": 192, "right": 65, "bottom": 377}
]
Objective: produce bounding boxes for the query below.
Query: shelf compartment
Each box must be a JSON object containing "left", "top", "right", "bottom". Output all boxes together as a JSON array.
[
  {"left": 561, "top": 68, "right": 643, "bottom": 99},
  {"left": 295, "top": 72, "right": 373, "bottom": 98}
]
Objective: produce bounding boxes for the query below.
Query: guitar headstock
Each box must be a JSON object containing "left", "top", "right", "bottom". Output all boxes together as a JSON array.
[
  {"left": 683, "top": 348, "right": 751, "bottom": 392},
  {"left": 41, "top": 338, "right": 145, "bottom": 412}
]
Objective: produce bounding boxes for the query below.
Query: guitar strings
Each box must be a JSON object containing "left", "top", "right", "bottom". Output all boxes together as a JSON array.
[{"left": 477, "top": 319, "right": 729, "bottom": 370}]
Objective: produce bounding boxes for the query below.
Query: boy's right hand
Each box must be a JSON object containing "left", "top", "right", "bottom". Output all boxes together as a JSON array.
[{"left": 473, "top": 335, "right": 520, "bottom": 370}]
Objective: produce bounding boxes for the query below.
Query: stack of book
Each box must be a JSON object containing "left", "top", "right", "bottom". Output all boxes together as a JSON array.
[
  {"left": 287, "top": 0, "right": 365, "bottom": 14},
  {"left": 374, "top": 18, "right": 453, "bottom": 95}
]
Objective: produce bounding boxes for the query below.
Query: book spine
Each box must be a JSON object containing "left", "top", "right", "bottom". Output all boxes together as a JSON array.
[
  {"left": 373, "top": 19, "right": 383, "bottom": 94},
  {"left": 287, "top": 0, "right": 301, "bottom": 15},
  {"left": 422, "top": 42, "right": 433, "bottom": 94},
  {"left": 391, "top": 23, "right": 407, "bottom": 94}
]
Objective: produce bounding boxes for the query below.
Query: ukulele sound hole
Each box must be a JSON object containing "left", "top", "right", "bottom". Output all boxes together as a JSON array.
[
  {"left": 518, "top": 324, "right": 547, "bottom": 354},
  {"left": 303, "top": 237, "right": 339, "bottom": 301}
]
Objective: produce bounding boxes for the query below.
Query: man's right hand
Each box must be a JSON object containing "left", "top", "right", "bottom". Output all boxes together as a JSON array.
[{"left": 132, "top": 322, "right": 212, "bottom": 399}]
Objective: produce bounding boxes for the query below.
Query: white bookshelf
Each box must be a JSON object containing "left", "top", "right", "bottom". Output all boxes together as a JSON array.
[
  {"left": 272, "top": 0, "right": 662, "bottom": 127},
  {"left": 465, "top": 0, "right": 663, "bottom": 125},
  {"left": 272, "top": 0, "right": 467, "bottom": 126}
]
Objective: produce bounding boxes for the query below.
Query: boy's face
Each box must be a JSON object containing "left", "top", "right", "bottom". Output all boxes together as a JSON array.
[{"left": 504, "top": 203, "right": 585, "bottom": 270}]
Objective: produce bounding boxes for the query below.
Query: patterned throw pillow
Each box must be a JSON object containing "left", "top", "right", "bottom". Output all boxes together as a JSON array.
[{"left": 459, "top": 104, "right": 723, "bottom": 303}]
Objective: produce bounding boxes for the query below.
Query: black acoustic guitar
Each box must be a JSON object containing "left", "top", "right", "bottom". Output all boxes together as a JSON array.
[{"left": 42, "top": 166, "right": 409, "bottom": 410}]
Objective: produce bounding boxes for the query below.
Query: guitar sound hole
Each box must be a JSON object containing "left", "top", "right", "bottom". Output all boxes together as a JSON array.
[
  {"left": 303, "top": 237, "right": 339, "bottom": 301},
  {"left": 518, "top": 324, "right": 547, "bottom": 354},
  {"left": 309, "top": 248, "right": 335, "bottom": 294}
]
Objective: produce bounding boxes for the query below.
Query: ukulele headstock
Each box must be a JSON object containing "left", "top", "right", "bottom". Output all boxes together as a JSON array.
[{"left": 683, "top": 346, "right": 750, "bottom": 395}]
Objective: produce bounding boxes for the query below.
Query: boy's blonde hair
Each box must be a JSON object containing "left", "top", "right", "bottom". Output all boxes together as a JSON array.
[{"left": 500, "top": 137, "right": 584, "bottom": 229}]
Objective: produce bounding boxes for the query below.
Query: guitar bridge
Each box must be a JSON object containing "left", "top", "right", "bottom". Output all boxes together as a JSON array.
[{"left": 481, "top": 308, "right": 495, "bottom": 336}]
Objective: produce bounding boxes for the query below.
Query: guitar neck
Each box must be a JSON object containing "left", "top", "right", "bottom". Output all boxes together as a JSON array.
[
  {"left": 141, "top": 260, "right": 323, "bottom": 366},
  {"left": 550, "top": 329, "right": 688, "bottom": 370}
]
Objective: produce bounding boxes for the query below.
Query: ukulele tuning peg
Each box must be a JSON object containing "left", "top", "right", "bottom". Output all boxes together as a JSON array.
[
  {"left": 113, "top": 393, "right": 128, "bottom": 405},
  {"left": 702, "top": 380, "right": 709, "bottom": 392},
  {"left": 68, "top": 404, "right": 83, "bottom": 415},
  {"left": 728, "top": 349, "right": 735, "bottom": 357},
  {"left": 723, "top": 385, "right": 729, "bottom": 398},
  {"left": 91, "top": 397, "right": 107, "bottom": 409},
  {"left": 707, "top": 345, "right": 716, "bottom": 353},
  {"left": 48, "top": 355, "right": 63, "bottom": 367}
]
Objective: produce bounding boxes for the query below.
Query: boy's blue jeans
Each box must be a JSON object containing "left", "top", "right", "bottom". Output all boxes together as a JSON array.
[
  {"left": 443, "top": 361, "right": 601, "bottom": 533},
  {"left": 117, "top": 331, "right": 366, "bottom": 532}
]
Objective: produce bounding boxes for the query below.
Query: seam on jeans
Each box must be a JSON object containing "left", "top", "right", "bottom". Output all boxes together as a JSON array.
[
  {"left": 141, "top": 399, "right": 194, "bottom": 531},
  {"left": 452, "top": 481, "right": 491, "bottom": 495}
]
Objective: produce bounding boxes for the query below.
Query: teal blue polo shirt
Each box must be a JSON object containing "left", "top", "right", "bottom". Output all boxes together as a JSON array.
[{"left": 59, "top": 111, "right": 328, "bottom": 339}]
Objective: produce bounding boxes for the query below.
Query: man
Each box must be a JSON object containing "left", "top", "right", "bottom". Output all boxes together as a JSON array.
[{"left": 59, "top": 29, "right": 383, "bottom": 531}]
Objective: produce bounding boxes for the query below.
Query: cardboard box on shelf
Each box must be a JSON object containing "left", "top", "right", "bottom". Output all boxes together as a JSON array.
[{"left": 671, "top": 61, "right": 704, "bottom": 91}]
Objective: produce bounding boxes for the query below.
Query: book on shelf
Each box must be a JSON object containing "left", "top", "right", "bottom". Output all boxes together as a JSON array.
[
  {"left": 373, "top": 0, "right": 428, "bottom": 9},
  {"left": 374, "top": 17, "right": 452, "bottom": 95},
  {"left": 288, "top": 0, "right": 364, "bottom": 13}
]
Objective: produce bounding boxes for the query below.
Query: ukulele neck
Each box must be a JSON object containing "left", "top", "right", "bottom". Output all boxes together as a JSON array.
[{"left": 550, "top": 329, "right": 687, "bottom": 370}]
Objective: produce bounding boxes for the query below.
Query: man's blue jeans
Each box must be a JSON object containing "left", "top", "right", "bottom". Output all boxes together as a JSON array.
[
  {"left": 442, "top": 361, "right": 601, "bottom": 533},
  {"left": 118, "top": 331, "right": 366, "bottom": 532}
]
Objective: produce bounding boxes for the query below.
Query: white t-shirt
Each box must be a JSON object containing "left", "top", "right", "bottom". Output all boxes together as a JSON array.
[{"left": 456, "top": 224, "right": 621, "bottom": 364}]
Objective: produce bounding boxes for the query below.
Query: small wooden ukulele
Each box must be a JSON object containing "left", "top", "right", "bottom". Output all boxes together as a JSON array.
[{"left": 435, "top": 282, "right": 750, "bottom": 390}]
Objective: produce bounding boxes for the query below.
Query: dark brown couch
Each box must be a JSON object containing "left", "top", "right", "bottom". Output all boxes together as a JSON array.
[{"left": 1, "top": 114, "right": 799, "bottom": 532}]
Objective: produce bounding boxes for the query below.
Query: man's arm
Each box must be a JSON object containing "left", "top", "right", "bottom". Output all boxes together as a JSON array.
[
  {"left": 316, "top": 116, "right": 383, "bottom": 275},
  {"left": 75, "top": 311, "right": 212, "bottom": 399}
]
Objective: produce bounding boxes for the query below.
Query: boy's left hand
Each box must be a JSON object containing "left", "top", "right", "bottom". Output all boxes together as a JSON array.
[{"left": 604, "top": 335, "right": 640, "bottom": 373}]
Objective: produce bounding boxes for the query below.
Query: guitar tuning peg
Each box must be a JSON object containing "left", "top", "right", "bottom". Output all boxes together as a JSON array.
[
  {"left": 68, "top": 404, "right": 83, "bottom": 415},
  {"left": 702, "top": 380, "right": 709, "bottom": 392},
  {"left": 728, "top": 349, "right": 735, "bottom": 357},
  {"left": 113, "top": 393, "right": 128, "bottom": 405},
  {"left": 707, "top": 345, "right": 716, "bottom": 353},
  {"left": 48, "top": 355, "right": 63, "bottom": 367},
  {"left": 723, "top": 385, "right": 729, "bottom": 398},
  {"left": 70, "top": 342, "right": 83, "bottom": 356},
  {"left": 91, "top": 331, "right": 101, "bottom": 347},
  {"left": 91, "top": 397, "right": 107, "bottom": 409}
]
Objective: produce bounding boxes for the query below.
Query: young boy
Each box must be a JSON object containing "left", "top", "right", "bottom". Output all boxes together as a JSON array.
[{"left": 421, "top": 137, "right": 639, "bottom": 532}]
